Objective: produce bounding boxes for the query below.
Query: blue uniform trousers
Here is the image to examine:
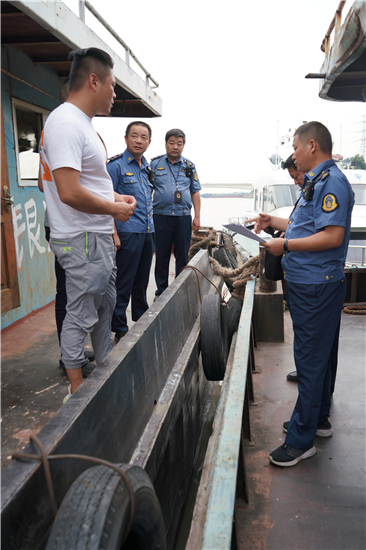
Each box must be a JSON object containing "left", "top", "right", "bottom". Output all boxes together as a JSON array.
[
  {"left": 153, "top": 214, "right": 192, "bottom": 296},
  {"left": 285, "top": 278, "right": 346, "bottom": 450},
  {"left": 112, "top": 232, "right": 155, "bottom": 334}
]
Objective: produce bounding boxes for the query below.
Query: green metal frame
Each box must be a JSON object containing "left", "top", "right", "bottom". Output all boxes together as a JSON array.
[{"left": 201, "top": 277, "right": 256, "bottom": 549}]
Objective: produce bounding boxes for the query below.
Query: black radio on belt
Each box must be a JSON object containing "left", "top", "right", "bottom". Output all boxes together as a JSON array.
[
  {"left": 185, "top": 165, "right": 193, "bottom": 178},
  {"left": 148, "top": 169, "right": 155, "bottom": 185}
]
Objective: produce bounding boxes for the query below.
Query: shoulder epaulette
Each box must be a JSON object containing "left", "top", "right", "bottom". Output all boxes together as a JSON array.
[
  {"left": 107, "top": 153, "right": 123, "bottom": 163},
  {"left": 151, "top": 154, "right": 163, "bottom": 162},
  {"left": 184, "top": 158, "right": 195, "bottom": 168}
]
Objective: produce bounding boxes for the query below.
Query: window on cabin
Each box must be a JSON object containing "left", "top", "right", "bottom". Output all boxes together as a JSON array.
[
  {"left": 12, "top": 99, "right": 49, "bottom": 186},
  {"left": 266, "top": 185, "right": 300, "bottom": 212},
  {"left": 351, "top": 184, "right": 366, "bottom": 205}
]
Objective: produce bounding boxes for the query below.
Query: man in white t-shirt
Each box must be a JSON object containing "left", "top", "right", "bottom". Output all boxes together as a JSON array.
[{"left": 41, "top": 47, "right": 137, "bottom": 399}]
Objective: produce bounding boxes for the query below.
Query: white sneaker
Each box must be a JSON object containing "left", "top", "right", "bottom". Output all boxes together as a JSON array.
[{"left": 63, "top": 384, "right": 72, "bottom": 404}]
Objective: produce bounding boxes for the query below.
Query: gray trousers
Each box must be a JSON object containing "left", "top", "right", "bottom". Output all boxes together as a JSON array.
[{"left": 50, "top": 232, "right": 116, "bottom": 370}]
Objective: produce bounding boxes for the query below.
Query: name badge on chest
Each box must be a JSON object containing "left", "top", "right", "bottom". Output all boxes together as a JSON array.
[{"left": 174, "top": 189, "right": 182, "bottom": 204}]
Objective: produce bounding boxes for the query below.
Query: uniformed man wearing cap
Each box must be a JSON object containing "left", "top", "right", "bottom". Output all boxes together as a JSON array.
[
  {"left": 249, "top": 121, "right": 354, "bottom": 467},
  {"left": 107, "top": 121, "right": 154, "bottom": 342},
  {"left": 151, "top": 129, "right": 201, "bottom": 299}
]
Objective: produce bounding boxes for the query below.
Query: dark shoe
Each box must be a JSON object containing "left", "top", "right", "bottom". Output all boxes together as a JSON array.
[
  {"left": 114, "top": 331, "right": 127, "bottom": 344},
  {"left": 283, "top": 418, "right": 333, "bottom": 438},
  {"left": 286, "top": 370, "right": 297, "bottom": 382},
  {"left": 59, "top": 349, "right": 95, "bottom": 373},
  {"left": 84, "top": 350, "right": 95, "bottom": 362},
  {"left": 315, "top": 418, "right": 333, "bottom": 437},
  {"left": 153, "top": 294, "right": 161, "bottom": 302},
  {"left": 269, "top": 443, "right": 316, "bottom": 467},
  {"left": 81, "top": 361, "right": 96, "bottom": 379},
  {"left": 59, "top": 358, "right": 95, "bottom": 379}
]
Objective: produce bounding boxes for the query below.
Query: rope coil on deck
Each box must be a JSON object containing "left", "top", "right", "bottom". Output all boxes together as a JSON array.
[
  {"left": 188, "top": 229, "right": 217, "bottom": 262},
  {"left": 343, "top": 305, "right": 366, "bottom": 315},
  {"left": 179, "top": 265, "right": 227, "bottom": 306},
  {"left": 188, "top": 230, "right": 259, "bottom": 300},
  {"left": 209, "top": 256, "right": 259, "bottom": 300},
  {"left": 12, "top": 435, "right": 136, "bottom": 545}
]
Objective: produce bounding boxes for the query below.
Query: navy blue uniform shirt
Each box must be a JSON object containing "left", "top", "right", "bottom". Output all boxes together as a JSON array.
[
  {"left": 151, "top": 154, "right": 201, "bottom": 216},
  {"left": 282, "top": 160, "right": 354, "bottom": 284},
  {"left": 107, "top": 149, "right": 154, "bottom": 233}
]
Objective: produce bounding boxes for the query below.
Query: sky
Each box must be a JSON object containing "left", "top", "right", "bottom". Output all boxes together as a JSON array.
[{"left": 64, "top": 0, "right": 365, "bottom": 183}]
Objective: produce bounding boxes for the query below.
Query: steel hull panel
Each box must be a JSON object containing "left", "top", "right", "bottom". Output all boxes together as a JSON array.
[{"left": 1, "top": 250, "right": 213, "bottom": 550}]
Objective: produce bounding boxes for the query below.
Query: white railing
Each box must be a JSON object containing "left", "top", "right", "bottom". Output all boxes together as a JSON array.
[
  {"left": 321, "top": 0, "right": 347, "bottom": 56},
  {"left": 78, "top": 0, "right": 159, "bottom": 88}
]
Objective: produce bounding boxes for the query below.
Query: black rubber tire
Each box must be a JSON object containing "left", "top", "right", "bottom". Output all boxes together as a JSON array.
[
  {"left": 213, "top": 248, "right": 235, "bottom": 291},
  {"left": 213, "top": 247, "right": 231, "bottom": 268},
  {"left": 223, "top": 296, "right": 243, "bottom": 349},
  {"left": 226, "top": 248, "right": 238, "bottom": 270},
  {"left": 222, "top": 233, "right": 237, "bottom": 259},
  {"left": 45, "top": 464, "right": 166, "bottom": 550},
  {"left": 200, "top": 293, "right": 228, "bottom": 381}
]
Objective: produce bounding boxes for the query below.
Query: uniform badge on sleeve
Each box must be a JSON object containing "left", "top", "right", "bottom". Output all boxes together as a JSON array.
[
  {"left": 194, "top": 172, "right": 199, "bottom": 181},
  {"left": 322, "top": 194, "right": 339, "bottom": 212}
]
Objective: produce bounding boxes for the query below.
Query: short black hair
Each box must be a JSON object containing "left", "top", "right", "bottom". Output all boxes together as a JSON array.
[
  {"left": 294, "top": 121, "right": 332, "bottom": 155},
  {"left": 165, "top": 129, "right": 186, "bottom": 144},
  {"left": 283, "top": 155, "right": 296, "bottom": 170},
  {"left": 68, "top": 48, "right": 114, "bottom": 92},
  {"left": 125, "top": 121, "right": 152, "bottom": 140}
]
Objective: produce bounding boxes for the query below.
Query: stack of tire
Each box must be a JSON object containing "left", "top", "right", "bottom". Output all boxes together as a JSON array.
[
  {"left": 200, "top": 293, "right": 228, "bottom": 381},
  {"left": 46, "top": 464, "right": 166, "bottom": 550},
  {"left": 201, "top": 239, "right": 242, "bottom": 381},
  {"left": 212, "top": 246, "right": 238, "bottom": 293},
  {"left": 221, "top": 232, "right": 238, "bottom": 262}
]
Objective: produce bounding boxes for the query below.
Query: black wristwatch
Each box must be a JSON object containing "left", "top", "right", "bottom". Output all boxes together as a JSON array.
[{"left": 284, "top": 239, "right": 289, "bottom": 253}]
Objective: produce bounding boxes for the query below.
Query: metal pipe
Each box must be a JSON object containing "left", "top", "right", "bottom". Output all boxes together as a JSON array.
[
  {"left": 1, "top": 68, "right": 55, "bottom": 99},
  {"left": 321, "top": 1, "right": 346, "bottom": 52},
  {"left": 258, "top": 247, "right": 276, "bottom": 293},
  {"left": 335, "top": 5, "right": 342, "bottom": 37},
  {"left": 84, "top": 1, "right": 159, "bottom": 88},
  {"left": 78, "top": 0, "right": 85, "bottom": 23}
]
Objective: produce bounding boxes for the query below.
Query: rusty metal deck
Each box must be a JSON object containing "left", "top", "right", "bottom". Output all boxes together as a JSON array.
[{"left": 234, "top": 310, "right": 366, "bottom": 550}]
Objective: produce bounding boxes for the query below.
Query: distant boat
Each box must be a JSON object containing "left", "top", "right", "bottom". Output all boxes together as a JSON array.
[
  {"left": 201, "top": 187, "right": 251, "bottom": 199},
  {"left": 201, "top": 191, "right": 248, "bottom": 198},
  {"left": 305, "top": 0, "right": 366, "bottom": 102}
]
